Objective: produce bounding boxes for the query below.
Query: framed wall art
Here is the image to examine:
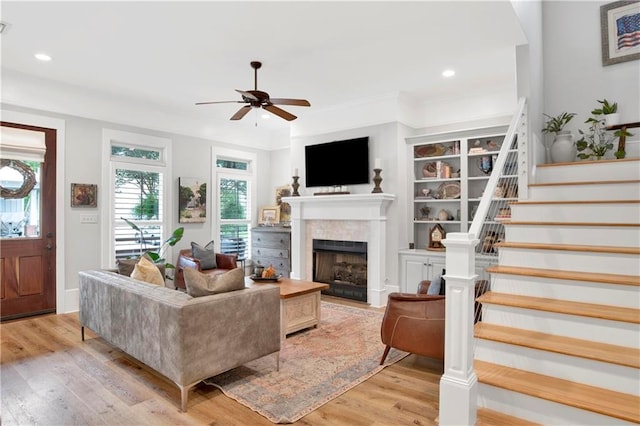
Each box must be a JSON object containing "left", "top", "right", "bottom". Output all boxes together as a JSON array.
[
  {"left": 601, "top": 1, "right": 640, "bottom": 66},
  {"left": 179, "top": 177, "right": 207, "bottom": 223},
  {"left": 71, "top": 183, "right": 97, "bottom": 208},
  {"left": 275, "top": 184, "right": 292, "bottom": 225},
  {"left": 258, "top": 205, "right": 280, "bottom": 225}
]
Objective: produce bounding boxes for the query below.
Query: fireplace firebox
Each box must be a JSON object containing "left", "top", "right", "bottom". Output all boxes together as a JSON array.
[{"left": 312, "top": 239, "right": 367, "bottom": 302}]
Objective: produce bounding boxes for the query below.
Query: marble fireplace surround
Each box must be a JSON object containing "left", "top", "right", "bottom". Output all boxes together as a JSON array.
[{"left": 283, "top": 193, "right": 395, "bottom": 307}]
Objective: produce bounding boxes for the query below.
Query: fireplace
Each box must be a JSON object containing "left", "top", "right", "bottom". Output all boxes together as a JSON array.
[
  {"left": 313, "top": 239, "right": 368, "bottom": 302},
  {"left": 283, "top": 193, "right": 395, "bottom": 307}
]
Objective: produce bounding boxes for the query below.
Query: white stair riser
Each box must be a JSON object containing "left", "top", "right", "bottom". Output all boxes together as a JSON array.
[
  {"left": 475, "top": 340, "right": 638, "bottom": 395},
  {"left": 529, "top": 182, "right": 640, "bottom": 201},
  {"left": 504, "top": 224, "right": 640, "bottom": 247},
  {"left": 481, "top": 305, "right": 640, "bottom": 347},
  {"left": 497, "top": 248, "right": 640, "bottom": 276},
  {"left": 489, "top": 274, "right": 640, "bottom": 309},
  {"left": 536, "top": 161, "right": 640, "bottom": 184},
  {"left": 478, "top": 384, "right": 636, "bottom": 426},
  {"left": 510, "top": 203, "right": 640, "bottom": 223}
]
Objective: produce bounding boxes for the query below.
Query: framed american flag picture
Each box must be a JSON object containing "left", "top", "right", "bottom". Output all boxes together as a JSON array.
[{"left": 601, "top": 1, "right": 640, "bottom": 66}]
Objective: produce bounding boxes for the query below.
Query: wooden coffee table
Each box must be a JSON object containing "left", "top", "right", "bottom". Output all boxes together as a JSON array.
[{"left": 247, "top": 277, "right": 329, "bottom": 340}]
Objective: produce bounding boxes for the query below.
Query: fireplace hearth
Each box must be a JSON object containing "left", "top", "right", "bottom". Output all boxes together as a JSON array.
[{"left": 313, "top": 239, "right": 367, "bottom": 302}]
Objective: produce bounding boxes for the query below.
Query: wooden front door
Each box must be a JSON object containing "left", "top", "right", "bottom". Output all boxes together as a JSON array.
[{"left": 0, "top": 122, "right": 57, "bottom": 321}]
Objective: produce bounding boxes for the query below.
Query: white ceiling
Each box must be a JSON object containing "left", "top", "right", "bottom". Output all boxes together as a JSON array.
[{"left": 0, "top": 1, "right": 527, "bottom": 149}]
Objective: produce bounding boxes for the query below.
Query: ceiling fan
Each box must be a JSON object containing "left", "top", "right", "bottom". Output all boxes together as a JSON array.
[{"left": 196, "top": 61, "right": 310, "bottom": 121}]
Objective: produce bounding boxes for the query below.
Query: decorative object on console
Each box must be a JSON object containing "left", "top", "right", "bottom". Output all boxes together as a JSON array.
[
  {"left": 259, "top": 205, "right": 281, "bottom": 225},
  {"left": 178, "top": 177, "right": 206, "bottom": 223},
  {"left": 428, "top": 224, "right": 446, "bottom": 251},
  {"left": 372, "top": 158, "right": 383, "bottom": 193},
  {"left": 291, "top": 176, "right": 300, "bottom": 196},
  {"left": 601, "top": 1, "right": 640, "bottom": 66}
]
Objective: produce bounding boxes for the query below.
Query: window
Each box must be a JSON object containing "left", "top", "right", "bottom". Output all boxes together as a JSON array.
[
  {"left": 215, "top": 151, "right": 255, "bottom": 262},
  {"left": 102, "top": 130, "right": 171, "bottom": 267}
]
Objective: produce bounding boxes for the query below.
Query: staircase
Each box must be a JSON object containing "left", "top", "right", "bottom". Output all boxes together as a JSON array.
[{"left": 474, "top": 158, "right": 640, "bottom": 425}]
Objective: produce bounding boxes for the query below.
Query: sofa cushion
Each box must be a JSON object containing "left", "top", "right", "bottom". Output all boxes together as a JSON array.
[
  {"left": 183, "top": 267, "right": 245, "bottom": 297},
  {"left": 131, "top": 256, "right": 165, "bottom": 286},
  {"left": 191, "top": 241, "right": 217, "bottom": 269},
  {"left": 117, "top": 254, "right": 166, "bottom": 278}
]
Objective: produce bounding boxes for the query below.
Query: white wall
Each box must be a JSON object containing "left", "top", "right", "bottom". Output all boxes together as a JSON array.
[
  {"left": 542, "top": 1, "right": 640, "bottom": 156},
  {"left": 1, "top": 103, "right": 271, "bottom": 304}
]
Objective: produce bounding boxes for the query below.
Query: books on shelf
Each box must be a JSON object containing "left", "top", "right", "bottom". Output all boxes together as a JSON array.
[{"left": 469, "top": 147, "right": 487, "bottom": 154}]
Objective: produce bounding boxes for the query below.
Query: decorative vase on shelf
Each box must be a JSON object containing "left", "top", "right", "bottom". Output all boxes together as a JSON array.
[
  {"left": 604, "top": 113, "right": 621, "bottom": 127},
  {"left": 550, "top": 130, "right": 576, "bottom": 163}
]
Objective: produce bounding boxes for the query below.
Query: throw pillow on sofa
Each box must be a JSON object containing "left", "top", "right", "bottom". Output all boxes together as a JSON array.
[
  {"left": 131, "top": 256, "right": 165, "bottom": 286},
  {"left": 117, "top": 254, "right": 166, "bottom": 278},
  {"left": 183, "top": 267, "right": 245, "bottom": 297},
  {"left": 191, "top": 241, "right": 217, "bottom": 269}
]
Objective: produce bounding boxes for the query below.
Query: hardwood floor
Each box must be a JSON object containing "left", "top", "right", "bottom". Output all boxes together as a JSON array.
[{"left": 1, "top": 297, "right": 444, "bottom": 426}]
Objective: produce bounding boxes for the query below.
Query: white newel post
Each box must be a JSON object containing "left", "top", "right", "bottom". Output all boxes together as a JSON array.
[{"left": 439, "top": 232, "right": 479, "bottom": 426}]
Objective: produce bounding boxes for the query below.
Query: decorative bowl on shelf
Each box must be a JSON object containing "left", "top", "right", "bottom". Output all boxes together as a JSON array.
[
  {"left": 422, "top": 162, "right": 437, "bottom": 178},
  {"left": 436, "top": 182, "right": 461, "bottom": 199},
  {"left": 415, "top": 144, "right": 446, "bottom": 158}
]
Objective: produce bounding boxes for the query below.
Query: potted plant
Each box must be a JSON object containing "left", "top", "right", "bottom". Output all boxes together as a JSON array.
[
  {"left": 592, "top": 99, "right": 620, "bottom": 127},
  {"left": 576, "top": 116, "right": 614, "bottom": 161},
  {"left": 122, "top": 217, "right": 184, "bottom": 273},
  {"left": 542, "top": 112, "right": 577, "bottom": 163}
]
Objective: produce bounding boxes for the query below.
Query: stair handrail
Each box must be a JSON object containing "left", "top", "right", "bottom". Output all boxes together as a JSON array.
[
  {"left": 439, "top": 97, "right": 528, "bottom": 426},
  {"left": 469, "top": 97, "right": 528, "bottom": 238}
]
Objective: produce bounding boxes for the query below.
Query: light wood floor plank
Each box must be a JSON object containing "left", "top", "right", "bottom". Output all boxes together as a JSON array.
[{"left": 1, "top": 303, "right": 445, "bottom": 425}]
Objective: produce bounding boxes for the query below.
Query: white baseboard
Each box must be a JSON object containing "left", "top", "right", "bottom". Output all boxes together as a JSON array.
[{"left": 63, "top": 288, "right": 79, "bottom": 313}]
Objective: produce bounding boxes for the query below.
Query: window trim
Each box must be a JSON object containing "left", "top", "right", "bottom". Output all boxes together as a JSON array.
[
  {"left": 212, "top": 147, "right": 257, "bottom": 258},
  {"left": 101, "top": 129, "right": 172, "bottom": 269}
]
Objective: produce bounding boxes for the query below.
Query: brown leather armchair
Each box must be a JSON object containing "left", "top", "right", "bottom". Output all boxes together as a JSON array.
[
  {"left": 174, "top": 249, "right": 238, "bottom": 290},
  {"left": 379, "top": 291, "right": 445, "bottom": 364}
]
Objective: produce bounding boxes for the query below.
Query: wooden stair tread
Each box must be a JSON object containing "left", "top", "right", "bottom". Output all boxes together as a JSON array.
[
  {"left": 474, "top": 323, "right": 640, "bottom": 368},
  {"left": 477, "top": 292, "right": 640, "bottom": 324},
  {"left": 493, "top": 241, "right": 640, "bottom": 255},
  {"left": 486, "top": 265, "right": 640, "bottom": 287},
  {"left": 474, "top": 360, "right": 640, "bottom": 424},
  {"left": 536, "top": 158, "right": 640, "bottom": 167},
  {"left": 529, "top": 179, "right": 640, "bottom": 187},
  {"left": 512, "top": 199, "right": 639, "bottom": 205},
  {"left": 476, "top": 408, "right": 541, "bottom": 426},
  {"left": 503, "top": 221, "right": 640, "bottom": 227}
]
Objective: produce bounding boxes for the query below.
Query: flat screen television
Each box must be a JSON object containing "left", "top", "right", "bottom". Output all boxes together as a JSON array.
[{"left": 304, "top": 137, "right": 369, "bottom": 187}]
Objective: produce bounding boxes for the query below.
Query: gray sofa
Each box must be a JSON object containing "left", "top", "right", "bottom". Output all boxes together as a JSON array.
[{"left": 78, "top": 270, "right": 281, "bottom": 411}]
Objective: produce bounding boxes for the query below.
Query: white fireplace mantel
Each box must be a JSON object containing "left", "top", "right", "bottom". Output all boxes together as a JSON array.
[{"left": 283, "top": 193, "right": 395, "bottom": 307}]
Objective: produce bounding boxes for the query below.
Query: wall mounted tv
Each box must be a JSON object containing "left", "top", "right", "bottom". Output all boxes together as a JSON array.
[{"left": 305, "top": 137, "right": 369, "bottom": 187}]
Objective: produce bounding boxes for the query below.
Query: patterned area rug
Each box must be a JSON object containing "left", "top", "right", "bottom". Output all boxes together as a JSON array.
[{"left": 203, "top": 301, "right": 407, "bottom": 423}]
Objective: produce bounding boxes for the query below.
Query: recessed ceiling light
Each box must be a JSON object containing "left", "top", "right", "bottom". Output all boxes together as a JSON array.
[
  {"left": 442, "top": 69, "right": 455, "bottom": 78},
  {"left": 34, "top": 52, "right": 52, "bottom": 62}
]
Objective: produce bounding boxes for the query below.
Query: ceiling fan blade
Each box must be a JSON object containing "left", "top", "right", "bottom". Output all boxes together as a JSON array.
[
  {"left": 269, "top": 98, "right": 311, "bottom": 107},
  {"left": 195, "top": 100, "right": 244, "bottom": 105},
  {"left": 235, "top": 89, "right": 259, "bottom": 101},
  {"left": 230, "top": 105, "right": 252, "bottom": 120},
  {"left": 263, "top": 104, "right": 297, "bottom": 121}
]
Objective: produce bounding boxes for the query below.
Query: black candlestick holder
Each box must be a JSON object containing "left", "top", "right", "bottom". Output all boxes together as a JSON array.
[
  {"left": 372, "top": 168, "right": 383, "bottom": 193},
  {"left": 292, "top": 176, "right": 300, "bottom": 196}
]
